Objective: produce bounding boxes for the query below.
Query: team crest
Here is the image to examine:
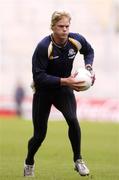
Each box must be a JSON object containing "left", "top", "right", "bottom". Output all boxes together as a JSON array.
[{"left": 68, "top": 49, "right": 76, "bottom": 59}]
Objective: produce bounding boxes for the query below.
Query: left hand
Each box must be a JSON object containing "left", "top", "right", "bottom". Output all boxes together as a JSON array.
[
  {"left": 90, "top": 71, "right": 95, "bottom": 86},
  {"left": 85, "top": 64, "right": 95, "bottom": 86}
]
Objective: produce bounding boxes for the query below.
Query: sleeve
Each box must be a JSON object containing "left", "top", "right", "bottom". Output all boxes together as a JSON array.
[
  {"left": 79, "top": 34, "right": 94, "bottom": 66},
  {"left": 32, "top": 43, "right": 60, "bottom": 89}
]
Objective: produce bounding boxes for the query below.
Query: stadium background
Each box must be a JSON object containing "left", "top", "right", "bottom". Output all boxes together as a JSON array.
[{"left": 0, "top": 0, "right": 119, "bottom": 121}]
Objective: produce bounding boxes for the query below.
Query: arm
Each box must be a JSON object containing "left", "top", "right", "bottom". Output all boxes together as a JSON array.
[
  {"left": 79, "top": 35, "right": 95, "bottom": 85},
  {"left": 32, "top": 43, "right": 60, "bottom": 89},
  {"left": 79, "top": 35, "right": 94, "bottom": 66}
]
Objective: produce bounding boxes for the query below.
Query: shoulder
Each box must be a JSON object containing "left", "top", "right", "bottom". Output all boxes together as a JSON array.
[
  {"left": 36, "top": 35, "right": 51, "bottom": 50},
  {"left": 69, "top": 32, "right": 92, "bottom": 50},
  {"left": 68, "top": 33, "right": 86, "bottom": 50},
  {"left": 69, "top": 32, "right": 86, "bottom": 42},
  {"left": 32, "top": 35, "right": 51, "bottom": 57}
]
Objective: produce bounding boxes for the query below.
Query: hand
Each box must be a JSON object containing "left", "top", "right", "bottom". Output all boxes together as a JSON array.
[
  {"left": 60, "top": 74, "right": 85, "bottom": 91},
  {"left": 91, "top": 72, "right": 95, "bottom": 86},
  {"left": 30, "top": 81, "right": 36, "bottom": 92},
  {"left": 85, "top": 64, "right": 95, "bottom": 86}
]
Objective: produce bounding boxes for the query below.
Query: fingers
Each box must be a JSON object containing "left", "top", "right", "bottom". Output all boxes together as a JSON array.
[
  {"left": 91, "top": 76, "right": 95, "bottom": 86},
  {"left": 71, "top": 71, "right": 78, "bottom": 78}
]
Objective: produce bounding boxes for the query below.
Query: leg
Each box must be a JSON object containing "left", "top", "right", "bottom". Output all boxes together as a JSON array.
[
  {"left": 25, "top": 92, "right": 52, "bottom": 165},
  {"left": 53, "top": 87, "right": 82, "bottom": 162}
]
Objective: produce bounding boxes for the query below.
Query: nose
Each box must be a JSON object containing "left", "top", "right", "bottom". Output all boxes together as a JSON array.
[{"left": 63, "top": 26, "right": 67, "bottom": 31}]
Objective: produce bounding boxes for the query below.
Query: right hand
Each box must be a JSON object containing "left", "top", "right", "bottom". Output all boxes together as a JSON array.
[{"left": 60, "top": 73, "right": 85, "bottom": 91}]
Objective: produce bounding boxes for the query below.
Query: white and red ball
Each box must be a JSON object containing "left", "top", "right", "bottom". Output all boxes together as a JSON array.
[{"left": 75, "top": 68, "right": 92, "bottom": 91}]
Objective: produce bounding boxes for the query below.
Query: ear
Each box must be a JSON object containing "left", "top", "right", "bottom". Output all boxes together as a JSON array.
[{"left": 51, "top": 26, "right": 55, "bottom": 31}]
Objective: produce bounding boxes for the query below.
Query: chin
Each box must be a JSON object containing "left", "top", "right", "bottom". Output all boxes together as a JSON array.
[{"left": 61, "top": 35, "right": 68, "bottom": 39}]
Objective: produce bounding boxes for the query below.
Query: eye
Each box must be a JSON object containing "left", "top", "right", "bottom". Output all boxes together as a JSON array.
[
  {"left": 58, "top": 25, "right": 69, "bottom": 28},
  {"left": 58, "top": 25, "right": 64, "bottom": 28},
  {"left": 66, "top": 25, "right": 69, "bottom": 28}
]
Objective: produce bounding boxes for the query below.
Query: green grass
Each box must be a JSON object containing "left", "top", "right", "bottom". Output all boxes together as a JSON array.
[{"left": 0, "top": 117, "right": 119, "bottom": 180}]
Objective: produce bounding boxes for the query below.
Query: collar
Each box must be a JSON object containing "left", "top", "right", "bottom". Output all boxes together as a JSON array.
[{"left": 50, "top": 34, "right": 68, "bottom": 48}]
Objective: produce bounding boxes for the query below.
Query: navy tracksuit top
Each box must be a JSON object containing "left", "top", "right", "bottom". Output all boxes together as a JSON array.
[{"left": 32, "top": 32, "right": 94, "bottom": 91}]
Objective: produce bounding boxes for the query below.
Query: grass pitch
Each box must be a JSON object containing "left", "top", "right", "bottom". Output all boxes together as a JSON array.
[{"left": 0, "top": 117, "right": 119, "bottom": 180}]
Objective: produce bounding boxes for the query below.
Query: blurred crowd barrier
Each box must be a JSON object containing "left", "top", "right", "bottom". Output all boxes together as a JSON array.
[
  {"left": 0, "top": 95, "right": 119, "bottom": 122},
  {"left": 0, "top": 0, "right": 119, "bottom": 121}
]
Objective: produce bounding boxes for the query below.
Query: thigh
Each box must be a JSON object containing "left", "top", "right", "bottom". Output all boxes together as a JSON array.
[
  {"left": 53, "top": 87, "right": 77, "bottom": 119},
  {"left": 32, "top": 91, "right": 52, "bottom": 131}
]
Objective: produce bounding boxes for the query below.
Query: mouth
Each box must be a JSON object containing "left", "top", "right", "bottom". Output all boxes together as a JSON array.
[{"left": 61, "top": 33, "right": 68, "bottom": 37}]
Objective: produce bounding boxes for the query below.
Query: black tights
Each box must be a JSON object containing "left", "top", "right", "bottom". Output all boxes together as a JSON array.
[{"left": 25, "top": 87, "right": 82, "bottom": 165}]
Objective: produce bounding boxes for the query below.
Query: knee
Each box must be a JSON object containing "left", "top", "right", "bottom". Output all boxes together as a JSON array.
[
  {"left": 66, "top": 116, "right": 79, "bottom": 126},
  {"left": 34, "top": 129, "right": 47, "bottom": 143}
]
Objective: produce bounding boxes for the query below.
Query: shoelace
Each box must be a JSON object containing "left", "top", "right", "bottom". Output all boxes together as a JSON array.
[
  {"left": 76, "top": 160, "right": 86, "bottom": 170},
  {"left": 25, "top": 166, "right": 33, "bottom": 172}
]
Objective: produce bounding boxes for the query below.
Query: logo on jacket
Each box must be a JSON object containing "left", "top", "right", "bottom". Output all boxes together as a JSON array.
[{"left": 68, "top": 49, "right": 76, "bottom": 59}]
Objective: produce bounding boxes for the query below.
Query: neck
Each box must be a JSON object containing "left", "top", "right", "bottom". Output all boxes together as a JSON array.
[{"left": 51, "top": 34, "right": 68, "bottom": 47}]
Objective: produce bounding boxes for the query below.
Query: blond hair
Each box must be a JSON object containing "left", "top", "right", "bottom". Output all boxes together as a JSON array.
[{"left": 51, "top": 11, "right": 71, "bottom": 29}]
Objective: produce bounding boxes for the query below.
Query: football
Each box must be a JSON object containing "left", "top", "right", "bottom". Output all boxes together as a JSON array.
[{"left": 75, "top": 68, "right": 92, "bottom": 91}]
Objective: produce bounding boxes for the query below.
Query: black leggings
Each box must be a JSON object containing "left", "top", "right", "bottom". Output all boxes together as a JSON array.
[{"left": 25, "top": 87, "right": 82, "bottom": 165}]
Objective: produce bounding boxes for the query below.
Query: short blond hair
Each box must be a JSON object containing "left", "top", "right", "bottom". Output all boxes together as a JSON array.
[{"left": 51, "top": 11, "right": 71, "bottom": 29}]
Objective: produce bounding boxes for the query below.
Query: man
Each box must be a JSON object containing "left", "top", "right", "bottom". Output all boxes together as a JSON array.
[
  {"left": 24, "top": 11, "right": 95, "bottom": 177},
  {"left": 14, "top": 82, "right": 25, "bottom": 117}
]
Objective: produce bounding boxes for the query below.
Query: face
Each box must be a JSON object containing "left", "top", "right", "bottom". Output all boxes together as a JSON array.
[{"left": 52, "top": 17, "right": 70, "bottom": 43}]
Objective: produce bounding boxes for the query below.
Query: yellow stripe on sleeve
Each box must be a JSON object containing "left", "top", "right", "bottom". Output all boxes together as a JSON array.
[
  {"left": 69, "top": 37, "right": 82, "bottom": 51},
  {"left": 48, "top": 42, "right": 53, "bottom": 60}
]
